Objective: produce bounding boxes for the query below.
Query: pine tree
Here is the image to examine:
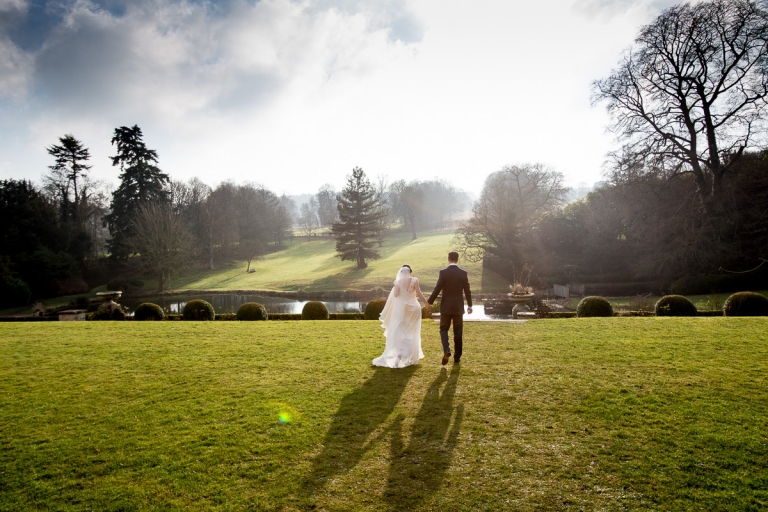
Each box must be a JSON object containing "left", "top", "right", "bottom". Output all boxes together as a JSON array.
[
  {"left": 45, "top": 134, "right": 95, "bottom": 262},
  {"left": 331, "top": 167, "right": 387, "bottom": 269},
  {"left": 105, "top": 125, "right": 170, "bottom": 259},
  {"left": 46, "top": 135, "right": 92, "bottom": 226}
]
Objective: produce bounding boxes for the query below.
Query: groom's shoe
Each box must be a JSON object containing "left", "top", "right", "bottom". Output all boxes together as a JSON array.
[
  {"left": 441, "top": 352, "right": 451, "bottom": 365},
  {"left": 454, "top": 357, "right": 461, "bottom": 364}
]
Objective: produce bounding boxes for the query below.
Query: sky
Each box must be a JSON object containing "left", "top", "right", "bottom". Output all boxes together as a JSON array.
[{"left": 0, "top": 0, "right": 684, "bottom": 196}]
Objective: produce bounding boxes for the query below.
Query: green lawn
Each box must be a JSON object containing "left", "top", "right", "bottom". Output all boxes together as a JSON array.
[
  {"left": 168, "top": 231, "right": 510, "bottom": 293},
  {"left": 1, "top": 319, "right": 767, "bottom": 510}
]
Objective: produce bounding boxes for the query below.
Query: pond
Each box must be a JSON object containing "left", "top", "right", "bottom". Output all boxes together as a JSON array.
[
  {"left": 120, "top": 294, "right": 515, "bottom": 320},
  {"left": 121, "top": 294, "right": 365, "bottom": 315}
]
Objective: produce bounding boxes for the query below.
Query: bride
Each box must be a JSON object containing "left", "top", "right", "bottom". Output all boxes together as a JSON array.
[{"left": 372, "top": 264, "right": 429, "bottom": 368}]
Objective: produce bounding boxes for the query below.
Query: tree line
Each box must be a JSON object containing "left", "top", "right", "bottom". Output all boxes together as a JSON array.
[{"left": 0, "top": 128, "right": 472, "bottom": 306}]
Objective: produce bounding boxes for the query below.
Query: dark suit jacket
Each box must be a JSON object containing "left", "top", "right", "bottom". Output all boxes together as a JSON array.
[{"left": 428, "top": 264, "right": 472, "bottom": 315}]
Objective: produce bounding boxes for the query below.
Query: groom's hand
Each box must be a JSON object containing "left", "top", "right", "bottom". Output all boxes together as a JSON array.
[
  {"left": 425, "top": 304, "right": 432, "bottom": 313},
  {"left": 467, "top": 307, "right": 473, "bottom": 314}
]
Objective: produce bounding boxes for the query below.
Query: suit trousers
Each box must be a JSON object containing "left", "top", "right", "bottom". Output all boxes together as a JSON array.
[{"left": 439, "top": 313, "right": 463, "bottom": 358}]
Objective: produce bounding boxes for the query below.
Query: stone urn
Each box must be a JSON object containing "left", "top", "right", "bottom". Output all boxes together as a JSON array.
[
  {"left": 507, "top": 293, "right": 535, "bottom": 319},
  {"left": 96, "top": 291, "right": 123, "bottom": 312}
]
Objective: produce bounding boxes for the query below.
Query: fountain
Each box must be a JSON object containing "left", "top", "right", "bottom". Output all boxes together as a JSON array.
[
  {"left": 507, "top": 283, "right": 535, "bottom": 319},
  {"left": 96, "top": 291, "right": 123, "bottom": 312}
]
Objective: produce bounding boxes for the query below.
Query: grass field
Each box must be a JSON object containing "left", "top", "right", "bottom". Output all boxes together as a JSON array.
[
  {"left": 1, "top": 319, "right": 767, "bottom": 510},
  {"left": 168, "top": 231, "right": 510, "bottom": 293}
]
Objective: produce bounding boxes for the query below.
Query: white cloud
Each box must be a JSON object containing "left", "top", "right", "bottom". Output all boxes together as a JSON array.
[
  {"left": 20, "top": 0, "right": 416, "bottom": 125},
  {"left": 0, "top": 36, "right": 32, "bottom": 99},
  {"left": 1, "top": 0, "right": 421, "bottom": 188},
  {"left": 0, "top": 0, "right": 673, "bottom": 195},
  {"left": 0, "top": 0, "right": 32, "bottom": 99},
  {"left": 572, "top": 0, "right": 694, "bottom": 19}
]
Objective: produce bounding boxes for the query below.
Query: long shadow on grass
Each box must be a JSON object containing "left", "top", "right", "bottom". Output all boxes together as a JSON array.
[
  {"left": 302, "top": 366, "right": 416, "bottom": 500},
  {"left": 384, "top": 365, "right": 463, "bottom": 509}
]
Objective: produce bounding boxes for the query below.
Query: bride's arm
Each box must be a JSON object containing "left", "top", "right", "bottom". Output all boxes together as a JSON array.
[{"left": 415, "top": 279, "right": 428, "bottom": 304}]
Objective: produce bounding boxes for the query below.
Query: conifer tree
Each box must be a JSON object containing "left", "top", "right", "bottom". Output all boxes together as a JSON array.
[
  {"left": 331, "top": 167, "right": 387, "bottom": 269},
  {"left": 105, "top": 125, "right": 170, "bottom": 259},
  {"left": 46, "top": 134, "right": 92, "bottom": 226}
]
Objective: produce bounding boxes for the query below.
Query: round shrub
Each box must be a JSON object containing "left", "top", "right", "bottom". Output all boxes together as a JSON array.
[
  {"left": 723, "top": 292, "right": 768, "bottom": 316},
  {"left": 576, "top": 296, "right": 614, "bottom": 317},
  {"left": 237, "top": 302, "right": 268, "bottom": 321},
  {"left": 364, "top": 298, "right": 387, "bottom": 320},
  {"left": 134, "top": 302, "right": 165, "bottom": 321},
  {"left": 0, "top": 276, "right": 31, "bottom": 309},
  {"left": 655, "top": 295, "right": 697, "bottom": 317},
  {"left": 183, "top": 299, "right": 215, "bottom": 321},
  {"left": 301, "top": 301, "right": 329, "bottom": 320},
  {"left": 88, "top": 307, "right": 126, "bottom": 321}
]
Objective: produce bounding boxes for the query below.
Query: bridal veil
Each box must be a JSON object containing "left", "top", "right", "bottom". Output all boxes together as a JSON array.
[{"left": 373, "top": 267, "right": 424, "bottom": 368}]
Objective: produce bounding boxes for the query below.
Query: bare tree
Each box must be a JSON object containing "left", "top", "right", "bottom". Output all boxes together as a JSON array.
[
  {"left": 420, "top": 179, "right": 469, "bottom": 229},
  {"left": 273, "top": 196, "right": 295, "bottom": 247},
  {"left": 453, "top": 164, "right": 568, "bottom": 277},
  {"left": 316, "top": 184, "right": 338, "bottom": 227},
  {"left": 132, "top": 201, "right": 194, "bottom": 292},
  {"left": 240, "top": 237, "right": 265, "bottom": 272},
  {"left": 389, "top": 179, "right": 469, "bottom": 237},
  {"left": 299, "top": 198, "right": 319, "bottom": 240},
  {"left": 178, "top": 177, "right": 212, "bottom": 260},
  {"left": 398, "top": 181, "right": 424, "bottom": 240},
  {"left": 373, "top": 175, "right": 390, "bottom": 246},
  {"left": 593, "top": 0, "right": 768, "bottom": 206},
  {"left": 204, "top": 183, "right": 238, "bottom": 268}
]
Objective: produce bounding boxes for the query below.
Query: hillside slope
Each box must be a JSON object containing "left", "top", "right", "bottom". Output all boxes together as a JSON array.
[{"left": 169, "top": 231, "right": 510, "bottom": 293}]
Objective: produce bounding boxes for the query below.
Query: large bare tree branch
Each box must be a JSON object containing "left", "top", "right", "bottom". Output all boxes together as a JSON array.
[{"left": 593, "top": 0, "right": 768, "bottom": 205}]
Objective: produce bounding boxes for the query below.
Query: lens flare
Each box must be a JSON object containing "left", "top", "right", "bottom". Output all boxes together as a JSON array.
[{"left": 270, "top": 402, "right": 300, "bottom": 425}]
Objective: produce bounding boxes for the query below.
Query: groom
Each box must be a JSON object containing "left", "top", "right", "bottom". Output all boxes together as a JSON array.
[{"left": 427, "top": 251, "right": 472, "bottom": 365}]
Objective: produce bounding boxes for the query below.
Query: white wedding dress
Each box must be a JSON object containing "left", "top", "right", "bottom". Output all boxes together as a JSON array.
[{"left": 372, "top": 267, "right": 425, "bottom": 368}]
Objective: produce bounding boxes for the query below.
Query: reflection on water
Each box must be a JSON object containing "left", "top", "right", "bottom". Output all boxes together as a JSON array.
[
  {"left": 121, "top": 294, "right": 514, "bottom": 319},
  {"left": 121, "top": 294, "right": 366, "bottom": 315},
  {"left": 464, "top": 304, "right": 516, "bottom": 321}
]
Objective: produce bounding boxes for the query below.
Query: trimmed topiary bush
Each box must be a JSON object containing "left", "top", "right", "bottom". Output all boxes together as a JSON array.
[
  {"left": 237, "top": 302, "right": 268, "bottom": 321},
  {"left": 723, "top": 292, "right": 768, "bottom": 316},
  {"left": 134, "top": 302, "right": 165, "bottom": 321},
  {"left": 576, "top": 296, "right": 613, "bottom": 317},
  {"left": 183, "top": 299, "right": 215, "bottom": 321},
  {"left": 302, "top": 301, "right": 329, "bottom": 320},
  {"left": 655, "top": 295, "right": 697, "bottom": 317},
  {"left": 88, "top": 307, "right": 126, "bottom": 321},
  {"left": 364, "top": 298, "right": 387, "bottom": 320}
]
